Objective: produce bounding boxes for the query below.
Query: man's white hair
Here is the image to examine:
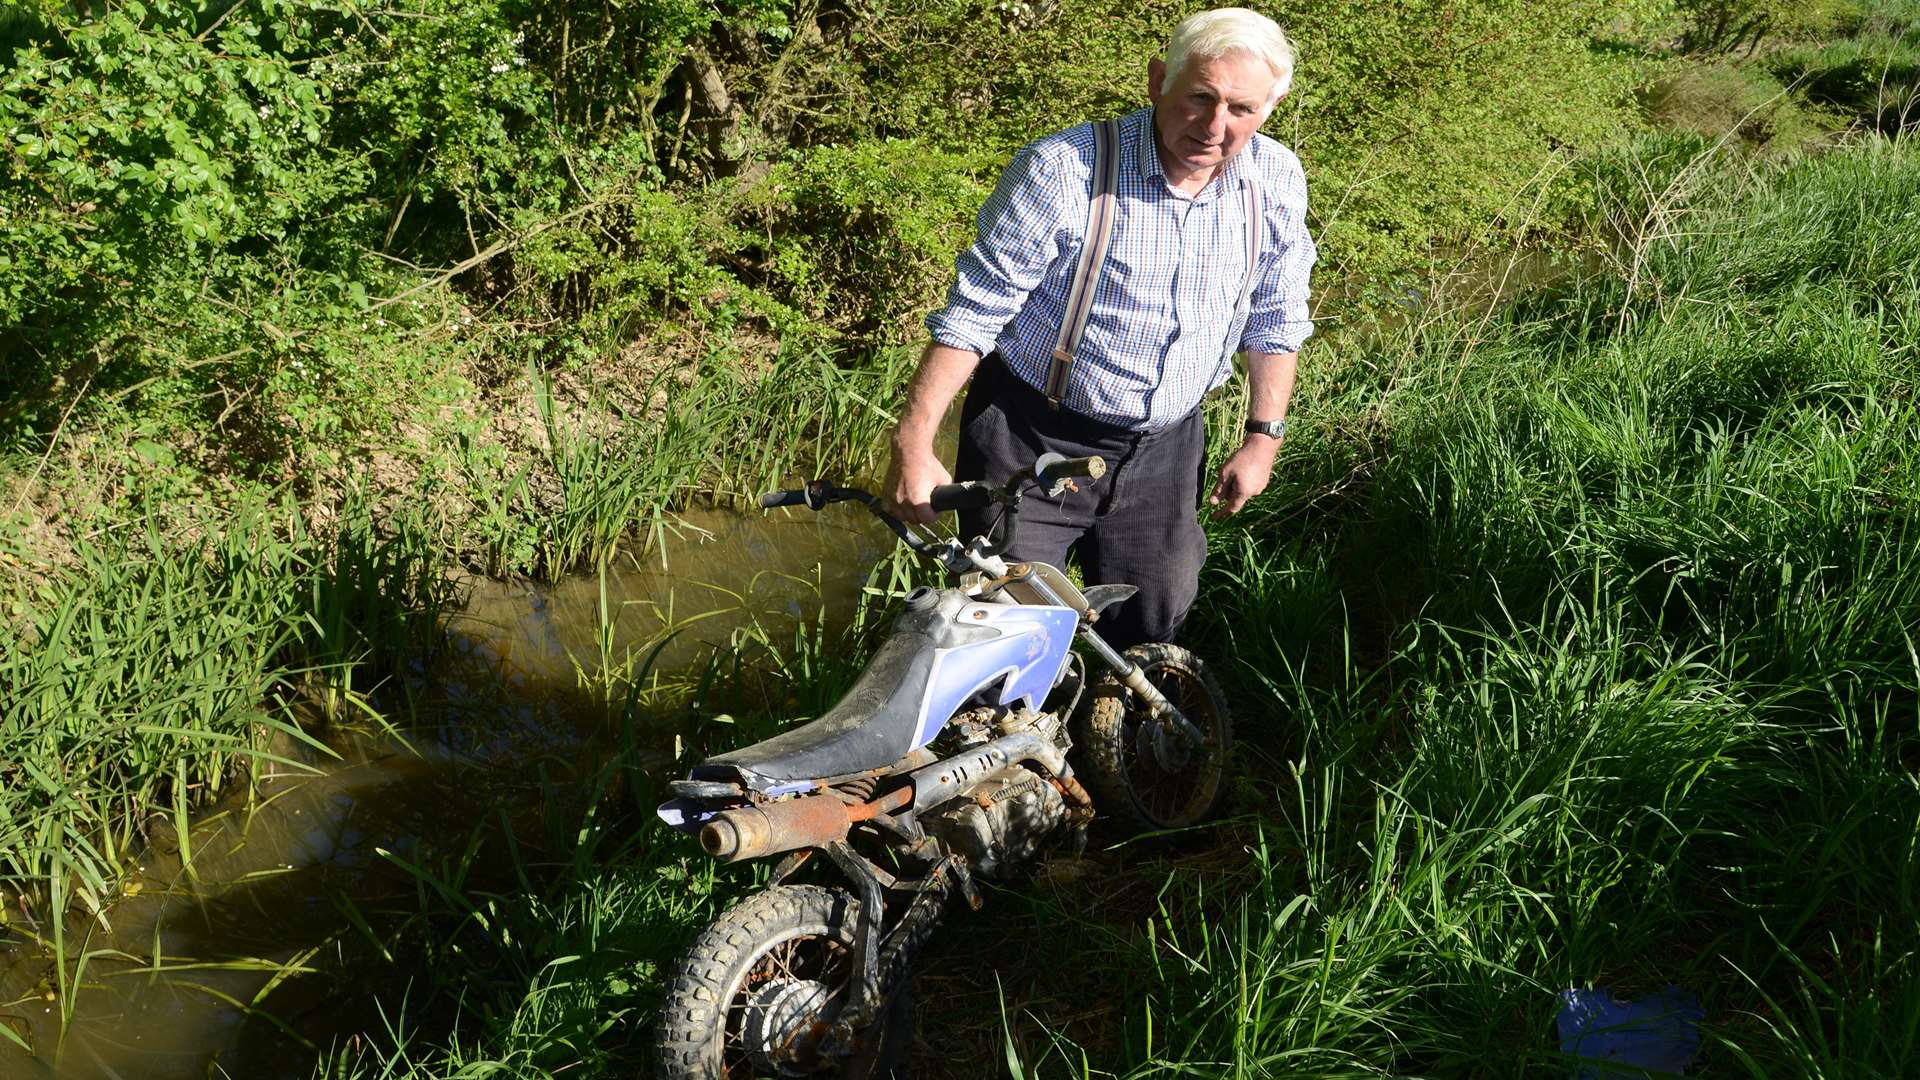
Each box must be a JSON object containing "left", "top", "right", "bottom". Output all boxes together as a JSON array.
[{"left": 1160, "top": 8, "right": 1295, "bottom": 106}]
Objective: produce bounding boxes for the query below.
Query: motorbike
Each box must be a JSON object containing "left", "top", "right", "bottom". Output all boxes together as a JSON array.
[{"left": 653, "top": 453, "right": 1233, "bottom": 1079}]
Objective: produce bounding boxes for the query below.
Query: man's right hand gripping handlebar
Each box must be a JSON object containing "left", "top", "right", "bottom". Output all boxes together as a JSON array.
[
  {"left": 884, "top": 441, "right": 1107, "bottom": 527},
  {"left": 882, "top": 441, "right": 952, "bottom": 527}
]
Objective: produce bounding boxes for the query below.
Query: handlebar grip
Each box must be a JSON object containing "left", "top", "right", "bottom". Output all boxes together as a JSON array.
[
  {"left": 757, "top": 490, "right": 809, "bottom": 509},
  {"left": 1034, "top": 453, "right": 1107, "bottom": 485},
  {"left": 927, "top": 482, "right": 995, "bottom": 512}
]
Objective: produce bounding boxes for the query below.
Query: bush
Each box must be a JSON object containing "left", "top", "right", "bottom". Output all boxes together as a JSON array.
[
  {"left": 1768, "top": 30, "right": 1920, "bottom": 131},
  {"left": 0, "top": 0, "right": 350, "bottom": 431},
  {"left": 739, "top": 139, "right": 998, "bottom": 339},
  {"left": 1674, "top": 0, "right": 1853, "bottom": 54}
]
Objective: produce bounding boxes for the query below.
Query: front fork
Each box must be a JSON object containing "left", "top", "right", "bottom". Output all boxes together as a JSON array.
[
  {"left": 1075, "top": 625, "right": 1211, "bottom": 767},
  {"left": 989, "top": 563, "right": 1210, "bottom": 763}
]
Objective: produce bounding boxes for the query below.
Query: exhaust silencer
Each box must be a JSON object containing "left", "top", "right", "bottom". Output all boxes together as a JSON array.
[
  {"left": 699, "top": 797, "right": 854, "bottom": 863},
  {"left": 698, "top": 787, "right": 911, "bottom": 863}
]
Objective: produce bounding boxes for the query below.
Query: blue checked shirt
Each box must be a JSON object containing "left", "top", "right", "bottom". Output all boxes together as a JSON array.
[{"left": 927, "top": 106, "right": 1316, "bottom": 430}]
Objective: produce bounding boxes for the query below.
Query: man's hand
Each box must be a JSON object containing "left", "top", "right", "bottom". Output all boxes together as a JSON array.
[
  {"left": 883, "top": 443, "right": 952, "bottom": 526},
  {"left": 1212, "top": 349, "right": 1298, "bottom": 518},
  {"left": 1208, "top": 437, "right": 1279, "bottom": 518},
  {"left": 881, "top": 343, "right": 982, "bottom": 526}
]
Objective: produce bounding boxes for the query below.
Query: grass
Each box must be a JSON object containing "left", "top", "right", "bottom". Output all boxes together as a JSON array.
[
  {"left": 479, "top": 341, "right": 914, "bottom": 580},
  {"left": 1767, "top": 0, "right": 1920, "bottom": 134},
  {"left": 0, "top": 491, "right": 449, "bottom": 1024}
]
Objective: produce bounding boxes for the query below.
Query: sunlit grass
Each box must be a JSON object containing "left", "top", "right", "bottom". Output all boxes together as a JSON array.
[
  {"left": 0, "top": 491, "right": 449, "bottom": 1003},
  {"left": 485, "top": 341, "right": 915, "bottom": 580}
]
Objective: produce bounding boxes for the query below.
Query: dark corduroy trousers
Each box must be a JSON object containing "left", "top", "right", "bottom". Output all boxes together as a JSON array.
[{"left": 953, "top": 355, "right": 1209, "bottom": 650}]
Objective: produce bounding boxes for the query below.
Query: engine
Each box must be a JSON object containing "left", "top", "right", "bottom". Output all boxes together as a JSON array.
[
  {"left": 924, "top": 764, "right": 1072, "bottom": 878},
  {"left": 923, "top": 708, "right": 1078, "bottom": 878}
]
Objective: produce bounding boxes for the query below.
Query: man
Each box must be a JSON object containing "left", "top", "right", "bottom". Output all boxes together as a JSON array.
[{"left": 883, "top": 7, "right": 1315, "bottom": 649}]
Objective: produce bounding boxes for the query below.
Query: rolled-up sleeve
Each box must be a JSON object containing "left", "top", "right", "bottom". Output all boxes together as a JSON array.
[
  {"left": 925, "top": 144, "right": 1069, "bottom": 355},
  {"left": 1239, "top": 149, "right": 1316, "bottom": 355}
]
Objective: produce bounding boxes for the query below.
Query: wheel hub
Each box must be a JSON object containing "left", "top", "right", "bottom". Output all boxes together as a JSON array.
[
  {"left": 743, "top": 978, "right": 832, "bottom": 1072},
  {"left": 1137, "top": 711, "right": 1195, "bottom": 772}
]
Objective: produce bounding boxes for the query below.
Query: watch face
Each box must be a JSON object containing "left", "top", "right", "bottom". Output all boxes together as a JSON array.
[{"left": 1246, "top": 418, "right": 1286, "bottom": 438}]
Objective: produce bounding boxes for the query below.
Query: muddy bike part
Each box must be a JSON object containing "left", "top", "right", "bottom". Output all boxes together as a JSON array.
[
  {"left": 991, "top": 555, "right": 1207, "bottom": 744},
  {"left": 654, "top": 885, "right": 911, "bottom": 1079},
  {"left": 1071, "top": 643, "right": 1233, "bottom": 833}
]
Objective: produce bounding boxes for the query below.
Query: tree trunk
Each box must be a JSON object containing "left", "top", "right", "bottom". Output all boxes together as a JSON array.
[{"left": 685, "top": 44, "right": 749, "bottom": 178}]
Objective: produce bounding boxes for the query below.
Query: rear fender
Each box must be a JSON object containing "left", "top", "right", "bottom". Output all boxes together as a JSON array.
[{"left": 1082, "top": 583, "right": 1138, "bottom": 616}]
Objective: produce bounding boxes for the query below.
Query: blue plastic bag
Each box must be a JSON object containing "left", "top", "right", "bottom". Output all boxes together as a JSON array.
[{"left": 1556, "top": 986, "right": 1703, "bottom": 1078}]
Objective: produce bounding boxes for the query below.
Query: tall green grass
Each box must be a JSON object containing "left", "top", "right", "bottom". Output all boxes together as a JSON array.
[
  {"left": 0, "top": 494, "right": 448, "bottom": 924},
  {"left": 478, "top": 342, "right": 915, "bottom": 579}
]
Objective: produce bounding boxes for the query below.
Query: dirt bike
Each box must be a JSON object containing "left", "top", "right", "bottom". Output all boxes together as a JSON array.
[{"left": 653, "top": 453, "right": 1233, "bottom": 1079}]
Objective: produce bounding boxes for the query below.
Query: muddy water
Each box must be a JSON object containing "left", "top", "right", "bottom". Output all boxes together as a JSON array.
[
  {"left": 455, "top": 504, "right": 895, "bottom": 688},
  {"left": 0, "top": 503, "right": 893, "bottom": 1079},
  {"left": 1311, "top": 246, "right": 1599, "bottom": 336}
]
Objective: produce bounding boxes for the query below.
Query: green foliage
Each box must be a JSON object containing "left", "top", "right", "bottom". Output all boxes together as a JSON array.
[
  {"left": 1675, "top": 0, "right": 1854, "bottom": 54},
  {"left": 0, "top": 491, "right": 448, "bottom": 914},
  {"left": 0, "top": 0, "right": 349, "bottom": 422},
  {"left": 1641, "top": 61, "right": 1843, "bottom": 149},
  {"left": 1767, "top": 11, "right": 1920, "bottom": 132},
  {"left": 472, "top": 340, "right": 912, "bottom": 578},
  {"left": 312, "top": 0, "right": 553, "bottom": 213},
  {"left": 742, "top": 139, "right": 998, "bottom": 336},
  {"left": 1283, "top": 0, "right": 1645, "bottom": 275}
]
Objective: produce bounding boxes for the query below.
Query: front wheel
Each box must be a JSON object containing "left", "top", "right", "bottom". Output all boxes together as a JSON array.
[
  {"left": 655, "top": 885, "right": 909, "bottom": 1079},
  {"left": 1070, "top": 642, "right": 1233, "bottom": 834}
]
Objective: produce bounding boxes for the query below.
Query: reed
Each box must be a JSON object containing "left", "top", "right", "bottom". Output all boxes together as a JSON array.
[
  {"left": 0, "top": 492, "right": 448, "bottom": 926},
  {"left": 483, "top": 342, "right": 914, "bottom": 580}
]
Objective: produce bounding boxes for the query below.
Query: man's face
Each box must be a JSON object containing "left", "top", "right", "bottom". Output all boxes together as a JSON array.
[{"left": 1147, "top": 50, "right": 1279, "bottom": 185}]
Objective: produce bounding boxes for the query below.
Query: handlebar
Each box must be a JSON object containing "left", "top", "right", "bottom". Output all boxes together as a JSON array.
[
  {"left": 754, "top": 454, "right": 1107, "bottom": 562},
  {"left": 928, "top": 482, "right": 994, "bottom": 512},
  {"left": 1033, "top": 453, "right": 1106, "bottom": 487}
]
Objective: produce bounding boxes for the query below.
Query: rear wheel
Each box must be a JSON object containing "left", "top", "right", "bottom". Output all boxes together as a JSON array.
[
  {"left": 1070, "top": 643, "right": 1232, "bottom": 834},
  {"left": 655, "top": 885, "right": 909, "bottom": 1079}
]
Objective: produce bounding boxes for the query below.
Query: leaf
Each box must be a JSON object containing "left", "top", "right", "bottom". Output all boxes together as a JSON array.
[{"left": 130, "top": 440, "right": 173, "bottom": 467}]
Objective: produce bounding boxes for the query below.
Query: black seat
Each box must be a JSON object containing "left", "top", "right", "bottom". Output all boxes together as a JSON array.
[{"left": 696, "top": 590, "right": 992, "bottom": 792}]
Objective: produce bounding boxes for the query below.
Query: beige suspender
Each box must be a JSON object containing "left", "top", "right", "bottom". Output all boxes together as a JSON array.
[
  {"left": 1219, "top": 178, "right": 1264, "bottom": 382},
  {"left": 1042, "top": 118, "right": 1266, "bottom": 411},
  {"left": 1044, "top": 119, "right": 1122, "bottom": 407}
]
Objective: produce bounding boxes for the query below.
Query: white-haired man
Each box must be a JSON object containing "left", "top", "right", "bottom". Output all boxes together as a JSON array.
[{"left": 883, "top": 7, "right": 1316, "bottom": 649}]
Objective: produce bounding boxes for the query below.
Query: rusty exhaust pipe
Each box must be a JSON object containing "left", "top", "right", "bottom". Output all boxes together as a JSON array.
[{"left": 699, "top": 786, "right": 911, "bottom": 863}]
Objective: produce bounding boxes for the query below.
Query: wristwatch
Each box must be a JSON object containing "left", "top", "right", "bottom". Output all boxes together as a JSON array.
[{"left": 1244, "top": 417, "right": 1287, "bottom": 439}]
